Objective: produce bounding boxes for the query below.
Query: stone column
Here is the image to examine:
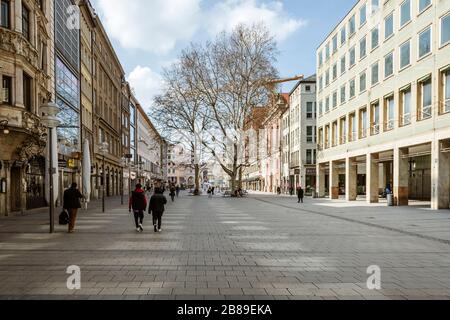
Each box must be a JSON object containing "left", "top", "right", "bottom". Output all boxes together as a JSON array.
[
  {"left": 394, "top": 147, "right": 409, "bottom": 206},
  {"left": 431, "top": 140, "right": 450, "bottom": 210},
  {"left": 14, "top": 0, "right": 23, "bottom": 34},
  {"left": 330, "top": 161, "right": 339, "bottom": 199},
  {"left": 317, "top": 163, "right": 326, "bottom": 197},
  {"left": 15, "top": 67, "right": 24, "bottom": 108},
  {"left": 346, "top": 157, "right": 357, "bottom": 201},
  {"left": 5, "top": 161, "right": 11, "bottom": 216},
  {"left": 366, "top": 153, "right": 379, "bottom": 203}
]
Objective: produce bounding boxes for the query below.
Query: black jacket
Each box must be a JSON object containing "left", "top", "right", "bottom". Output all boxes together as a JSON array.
[
  {"left": 149, "top": 194, "right": 167, "bottom": 214},
  {"left": 297, "top": 188, "right": 304, "bottom": 198},
  {"left": 63, "top": 187, "right": 84, "bottom": 210}
]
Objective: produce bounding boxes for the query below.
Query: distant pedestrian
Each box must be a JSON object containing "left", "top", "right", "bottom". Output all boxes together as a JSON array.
[
  {"left": 277, "top": 187, "right": 281, "bottom": 195},
  {"left": 63, "top": 183, "right": 85, "bottom": 233},
  {"left": 207, "top": 187, "right": 213, "bottom": 198},
  {"left": 149, "top": 188, "right": 167, "bottom": 233},
  {"left": 169, "top": 185, "right": 176, "bottom": 202},
  {"left": 129, "top": 183, "right": 147, "bottom": 233},
  {"left": 289, "top": 187, "right": 294, "bottom": 196},
  {"left": 297, "top": 186, "right": 304, "bottom": 204},
  {"left": 176, "top": 185, "right": 180, "bottom": 197}
]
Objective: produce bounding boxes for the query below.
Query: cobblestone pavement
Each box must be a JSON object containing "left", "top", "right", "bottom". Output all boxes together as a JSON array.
[{"left": 1, "top": 192, "right": 450, "bottom": 300}]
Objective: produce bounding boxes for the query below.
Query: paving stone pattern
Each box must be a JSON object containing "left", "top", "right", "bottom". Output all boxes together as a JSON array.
[{"left": 0, "top": 192, "right": 450, "bottom": 300}]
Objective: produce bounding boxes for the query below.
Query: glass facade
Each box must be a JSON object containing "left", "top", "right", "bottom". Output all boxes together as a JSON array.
[
  {"left": 56, "top": 58, "right": 79, "bottom": 109},
  {"left": 55, "top": 0, "right": 79, "bottom": 70},
  {"left": 1, "top": 0, "right": 10, "bottom": 28}
]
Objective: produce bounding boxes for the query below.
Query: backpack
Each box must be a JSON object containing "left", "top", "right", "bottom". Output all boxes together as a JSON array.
[{"left": 59, "top": 210, "right": 70, "bottom": 225}]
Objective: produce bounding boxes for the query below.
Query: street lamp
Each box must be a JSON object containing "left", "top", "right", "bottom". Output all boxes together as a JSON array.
[
  {"left": 40, "top": 102, "right": 60, "bottom": 234},
  {"left": 99, "top": 141, "right": 109, "bottom": 213}
]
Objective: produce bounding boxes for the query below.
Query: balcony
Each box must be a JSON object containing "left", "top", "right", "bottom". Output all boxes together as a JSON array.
[
  {"left": 0, "top": 27, "right": 39, "bottom": 69},
  {"left": 371, "top": 123, "right": 380, "bottom": 135},
  {"left": 421, "top": 105, "right": 432, "bottom": 120},
  {"left": 385, "top": 120, "right": 395, "bottom": 131},
  {"left": 401, "top": 113, "right": 411, "bottom": 126}
]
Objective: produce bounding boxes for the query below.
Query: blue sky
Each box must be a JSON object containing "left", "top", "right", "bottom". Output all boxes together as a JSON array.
[{"left": 92, "top": 0, "right": 356, "bottom": 108}]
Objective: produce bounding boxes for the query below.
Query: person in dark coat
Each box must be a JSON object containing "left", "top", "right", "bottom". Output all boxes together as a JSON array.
[
  {"left": 169, "top": 185, "right": 176, "bottom": 202},
  {"left": 63, "top": 183, "right": 84, "bottom": 233},
  {"left": 176, "top": 185, "right": 180, "bottom": 197},
  {"left": 129, "top": 183, "right": 147, "bottom": 232},
  {"left": 297, "top": 186, "right": 304, "bottom": 204},
  {"left": 149, "top": 188, "right": 167, "bottom": 233}
]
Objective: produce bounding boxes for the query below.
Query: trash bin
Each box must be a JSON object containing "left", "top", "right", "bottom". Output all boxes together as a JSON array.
[{"left": 387, "top": 193, "right": 394, "bottom": 206}]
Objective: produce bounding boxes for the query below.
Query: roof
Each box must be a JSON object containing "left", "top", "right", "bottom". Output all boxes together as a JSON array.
[{"left": 289, "top": 74, "right": 317, "bottom": 95}]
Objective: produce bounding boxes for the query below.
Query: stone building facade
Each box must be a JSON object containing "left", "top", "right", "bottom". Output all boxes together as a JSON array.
[{"left": 0, "top": 0, "right": 53, "bottom": 215}]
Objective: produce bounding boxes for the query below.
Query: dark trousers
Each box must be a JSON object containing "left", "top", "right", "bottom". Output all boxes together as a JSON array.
[
  {"left": 152, "top": 211, "right": 163, "bottom": 229},
  {"left": 133, "top": 210, "right": 144, "bottom": 228},
  {"left": 298, "top": 197, "right": 304, "bottom": 203},
  {"left": 68, "top": 208, "right": 78, "bottom": 232},
  {"left": 171, "top": 195, "right": 175, "bottom": 202}
]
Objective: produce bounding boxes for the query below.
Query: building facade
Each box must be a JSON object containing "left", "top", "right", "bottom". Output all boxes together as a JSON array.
[
  {"left": 316, "top": 0, "right": 450, "bottom": 209},
  {"left": 0, "top": 0, "right": 53, "bottom": 215},
  {"left": 289, "top": 76, "right": 317, "bottom": 195}
]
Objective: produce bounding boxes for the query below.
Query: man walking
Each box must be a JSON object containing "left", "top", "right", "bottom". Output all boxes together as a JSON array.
[
  {"left": 169, "top": 185, "right": 176, "bottom": 202},
  {"left": 297, "top": 186, "right": 304, "bottom": 204},
  {"left": 149, "top": 188, "right": 167, "bottom": 233},
  {"left": 176, "top": 185, "right": 180, "bottom": 197},
  {"left": 129, "top": 183, "right": 147, "bottom": 232},
  {"left": 63, "top": 183, "right": 84, "bottom": 233}
]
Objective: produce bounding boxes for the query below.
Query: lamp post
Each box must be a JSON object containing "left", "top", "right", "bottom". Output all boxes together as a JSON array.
[
  {"left": 40, "top": 102, "right": 60, "bottom": 234},
  {"left": 99, "top": 142, "right": 109, "bottom": 213},
  {"left": 120, "top": 157, "right": 126, "bottom": 205}
]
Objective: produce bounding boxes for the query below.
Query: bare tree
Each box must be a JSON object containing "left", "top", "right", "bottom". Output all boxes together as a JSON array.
[
  {"left": 181, "top": 23, "right": 279, "bottom": 193},
  {"left": 151, "top": 62, "right": 211, "bottom": 193}
]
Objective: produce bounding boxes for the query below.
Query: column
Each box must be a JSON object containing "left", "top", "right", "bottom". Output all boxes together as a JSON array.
[
  {"left": 394, "top": 147, "right": 409, "bottom": 206},
  {"left": 431, "top": 140, "right": 450, "bottom": 210},
  {"left": 346, "top": 157, "right": 357, "bottom": 201},
  {"left": 14, "top": 0, "right": 23, "bottom": 33},
  {"left": 317, "top": 163, "right": 326, "bottom": 197},
  {"left": 366, "top": 153, "right": 379, "bottom": 203},
  {"left": 330, "top": 161, "right": 339, "bottom": 199},
  {"left": 15, "top": 67, "right": 24, "bottom": 108}
]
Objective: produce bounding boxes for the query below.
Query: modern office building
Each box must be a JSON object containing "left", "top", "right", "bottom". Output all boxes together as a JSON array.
[
  {"left": 289, "top": 76, "right": 317, "bottom": 195},
  {"left": 316, "top": 0, "right": 450, "bottom": 209}
]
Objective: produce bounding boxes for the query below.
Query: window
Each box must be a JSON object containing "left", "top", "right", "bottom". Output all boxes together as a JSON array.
[
  {"left": 360, "top": 4, "right": 367, "bottom": 26},
  {"left": 400, "top": 0, "right": 411, "bottom": 27},
  {"left": 371, "top": 27, "right": 379, "bottom": 50},
  {"left": 350, "top": 79, "right": 356, "bottom": 98},
  {"left": 2, "top": 75, "right": 12, "bottom": 104},
  {"left": 385, "top": 52, "right": 394, "bottom": 78},
  {"left": 441, "top": 13, "right": 450, "bottom": 46},
  {"left": 307, "top": 126, "right": 314, "bottom": 143},
  {"left": 318, "top": 50, "right": 323, "bottom": 67},
  {"left": 340, "top": 26, "right": 346, "bottom": 45},
  {"left": 371, "top": 102, "right": 380, "bottom": 135},
  {"left": 371, "top": 0, "right": 379, "bottom": 14},
  {"left": 22, "top": 4, "right": 30, "bottom": 40},
  {"left": 305, "top": 85, "right": 311, "bottom": 92},
  {"left": 360, "top": 108, "right": 368, "bottom": 138},
  {"left": 306, "top": 150, "right": 314, "bottom": 165},
  {"left": 349, "top": 15, "right": 356, "bottom": 36},
  {"left": 360, "top": 37, "right": 367, "bottom": 58},
  {"left": 442, "top": 69, "right": 450, "bottom": 113},
  {"left": 349, "top": 113, "right": 356, "bottom": 141},
  {"left": 325, "top": 69, "right": 330, "bottom": 86},
  {"left": 419, "top": 0, "right": 431, "bottom": 13},
  {"left": 385, "top": 13, "right": 394, "bottom": 39},
  {"left": 332, "top": 122, "right": 338, "bottom": 147},
  {"left": 318, "top": 101, "right": 323, "bottom": 116},
  {"left": 333, "top": 91, "right": 338, "bottom": 109},
  {"left": 419, "top": 78, "right": 432, "bottom": 120},
  {"left": 332, "top": 63, "right": 337, "bottom": 80},
  {"left": 371, "top": 62, "right": 379, "bottom": 85},
  {"left": 325, "top": 43, "right": 330, "bottom": 60},
  {"left": 340, "top": 117, "right": 347, "bottom": 144},
  {"left": 332, "top": 35, "right": 338, "bottom": 54},
  {"left": 325, "top": 96, "right": 330, "bottom": 113},
  {"left": 23, "top": 72, "right": 32, "bottom": 111},
  {"left": 360, "top": 71, "right": 367, "bottom": 92},
  {"left": 419, "top": 26, "right": 432, "bottom": 58},
  {"left": 306, "top": 102, "right": 314, "bottom": 119},
  {"left": 349, "top": 46, "right": 356, "bottom": 67},
  {"left": 340, "top": 56, "right": 346, "bottom": 74},
  {"left": 385, "top": 96, "right": 395, "bottom": 131},
  {"left": 318, "top": 76, "right": 323, "bottom": 91},
  {"left": 340, "top": 85, "right": 346, "bottom": 104},
  {"left": 1, "top": 0, "right": 10, "bottom": 28},
  {"left": 400, "top": 87, "right": 412, "bottom": 126},
  {"left": 400, "top": 40, "right": 411, "bottom": 69}
]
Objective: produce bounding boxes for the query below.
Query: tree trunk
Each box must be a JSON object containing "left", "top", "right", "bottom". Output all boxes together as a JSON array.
[
  {"left": 194, "top": 164, "right": 200, "bottom": 195},
  {"left": 238, "top": 167, "right": 243, "bottom": 190}
]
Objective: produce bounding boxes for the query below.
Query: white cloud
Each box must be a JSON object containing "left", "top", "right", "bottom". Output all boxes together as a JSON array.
[
  {"left": 127, "top": 66, "right": 163, "bottom": 110},
  {"left": 205, "top": 0, "right": 307, "bottom": 41},
  {"left": 96, "top": 0, "right": 201, "bottom": 54}
]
